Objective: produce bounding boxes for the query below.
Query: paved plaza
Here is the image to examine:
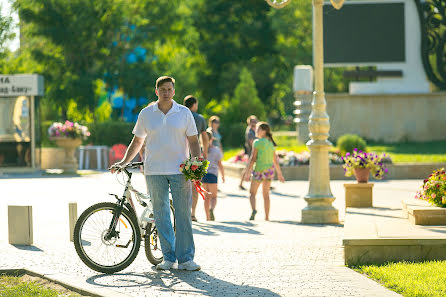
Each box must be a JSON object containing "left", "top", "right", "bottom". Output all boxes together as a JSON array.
[{"left": 0, "top": 172, "right": 419, "bottom": 296}]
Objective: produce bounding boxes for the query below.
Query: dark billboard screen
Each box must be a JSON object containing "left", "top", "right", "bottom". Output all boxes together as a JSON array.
[{"left": 323, "top": 2, "right": 405, "bottom": 64}]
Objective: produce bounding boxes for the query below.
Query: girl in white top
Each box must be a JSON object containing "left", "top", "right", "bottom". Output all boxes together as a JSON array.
[{"left": 202, "top": 131, "right": 225, "bottom": 221}]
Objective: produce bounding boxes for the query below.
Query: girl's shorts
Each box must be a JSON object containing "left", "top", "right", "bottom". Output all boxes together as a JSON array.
[
  {"left": 202, "top": 173, "right": 218, "bottom": 184},
  {"left": 252, "top": 166, "right": 274, "bottom": 181}
]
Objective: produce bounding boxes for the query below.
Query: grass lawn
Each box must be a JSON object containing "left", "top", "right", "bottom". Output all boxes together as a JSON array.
[
  {"left": 223, "top": 137, "right": 446, "bottom": 164},
  {"left": 0, "top": 275, "right": 80, "bottom": 297},
  {"left": 357, "top": 261, "right": 446, "bottom": 297}
]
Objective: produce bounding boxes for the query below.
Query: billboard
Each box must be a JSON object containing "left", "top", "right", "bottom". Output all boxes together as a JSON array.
[{"left": 323, "top": 2, "right": 405, "bottom": 65}]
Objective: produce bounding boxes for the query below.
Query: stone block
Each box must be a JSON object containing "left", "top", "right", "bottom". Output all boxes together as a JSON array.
[
  {"left": 344, "top": 183, "right": 374, "bottom": 208},
  {"left": 69, "top": 202, "right": 77, "bottom": 242},
  {"left": 8, "top": 205, "right": 33, "bottom": 245},
  {"left": 402, "top": 199, "right": 446, "bottom": 225}
]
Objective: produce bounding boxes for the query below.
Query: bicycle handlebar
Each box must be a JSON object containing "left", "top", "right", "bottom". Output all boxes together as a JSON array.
[{"left": 108, "top": 162, "right": 144, "bottom": 172}]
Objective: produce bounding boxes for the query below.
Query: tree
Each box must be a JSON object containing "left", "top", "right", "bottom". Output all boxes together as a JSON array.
[
  {"left": 209, "top": 68, "right": 266, "bottom": 147},
  {"left": 15, "top": 0, "right": 129, "bottom": 120},
  {"left": 193, "top": 0, "right": 276, "bottom": 104}
]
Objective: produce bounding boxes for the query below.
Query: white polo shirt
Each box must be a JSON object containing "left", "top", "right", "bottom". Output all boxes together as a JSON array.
[{"left": 132, "top": 100, "right": 198, "bottom": 175}]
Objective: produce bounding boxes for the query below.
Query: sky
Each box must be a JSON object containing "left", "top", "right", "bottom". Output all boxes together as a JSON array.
[{"left": 1, "top": 0, "right": 20, "bottom": 51}]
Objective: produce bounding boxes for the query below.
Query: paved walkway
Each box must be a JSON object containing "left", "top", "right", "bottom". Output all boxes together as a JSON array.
[{"left": 0, "top": 172, "right": 417, "bottom": 296}]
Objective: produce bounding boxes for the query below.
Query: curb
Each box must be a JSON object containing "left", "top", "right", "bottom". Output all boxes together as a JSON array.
[{"left": 0, "top": 268, "right": 132, "bottom": 297}]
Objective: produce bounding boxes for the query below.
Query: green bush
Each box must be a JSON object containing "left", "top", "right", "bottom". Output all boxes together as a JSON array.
[
  {"left": 337, "top": 134, "right": 367, "bottom": 156},
  {"left": 220, "top": 123, "right": 246, "bottom": 148},
  {"left": 89, "top": 121, "right": 135, "bottom": 146}
]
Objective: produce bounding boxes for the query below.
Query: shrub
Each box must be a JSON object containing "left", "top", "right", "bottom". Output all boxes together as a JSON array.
[
  {"left": 219, "top": 122, "right": 245, "bottom": 148},
  {"left": 337, "top": 134, "right": 367, "bottom": 156},
  {"left": 88, "top": 121, "right": 135, "bottom": 146}
]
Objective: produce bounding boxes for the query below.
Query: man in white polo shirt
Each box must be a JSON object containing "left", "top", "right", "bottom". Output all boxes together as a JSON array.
[{"left": 112, "top": 76, "right": 201, "bottom": 271}]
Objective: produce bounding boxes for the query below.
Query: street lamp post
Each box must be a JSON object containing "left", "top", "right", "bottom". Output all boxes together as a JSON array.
[{"left": 266, "top": 0, "right": 344, "bottom": 223}]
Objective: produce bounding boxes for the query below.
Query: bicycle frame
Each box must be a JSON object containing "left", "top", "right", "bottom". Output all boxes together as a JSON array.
[{"left": 106, "top": 166, "right": 151, "bottom": 240}]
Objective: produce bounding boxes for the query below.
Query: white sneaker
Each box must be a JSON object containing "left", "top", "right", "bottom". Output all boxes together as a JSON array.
[
  {"left": 178, "top": 260, "right": 201, "bottom": 271},
  {"left": 156, "top": 260, "right": 175, "bottom": 270}
]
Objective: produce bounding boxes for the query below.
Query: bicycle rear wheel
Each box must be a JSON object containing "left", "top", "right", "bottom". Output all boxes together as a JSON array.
[
  {"left": 144, "top": 204, "right": 175, "bottom": 265},
  {"left": 73, "top": 202, "right": 141, "bottom": 274}
]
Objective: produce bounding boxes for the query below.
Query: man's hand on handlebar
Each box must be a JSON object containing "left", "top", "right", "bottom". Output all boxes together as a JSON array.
[{"left": 109, "top": 161, "right": 126, "bottom": 174}]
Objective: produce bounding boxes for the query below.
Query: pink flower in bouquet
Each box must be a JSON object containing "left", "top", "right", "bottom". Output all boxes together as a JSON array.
[{"left": 191, "top": 165, "right": 198, "bottom": 171}]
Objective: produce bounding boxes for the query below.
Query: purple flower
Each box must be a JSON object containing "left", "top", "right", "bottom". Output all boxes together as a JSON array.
[
  {"left": 353, "top": 148, "right": 358, "bottom": 152},
  {"left": 346, "top": 152, "right": 350, "bottom": 157}
]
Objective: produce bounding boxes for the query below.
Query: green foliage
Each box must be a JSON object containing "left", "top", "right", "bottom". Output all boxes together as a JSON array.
[
  {"left": 357, "top": 261, "right": 446, "bottom": 297},
  {"left": 0, "top": 5, "right": 15, "bottom": 57},
  {"left": 88, "top": 121, "right": 135, "bottom": 146},
  {"left": 337, "top": 134, "right": 367, "bottom": 156}
]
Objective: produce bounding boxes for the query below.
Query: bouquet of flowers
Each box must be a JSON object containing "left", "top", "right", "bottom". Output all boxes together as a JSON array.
[
  {"left": 415, "top": 168, "right": 446, "bottom": 207},
  {"left": 342, "top": 149, "right": 388, "bottom": 180},
  {"left": 179, "top": 157, "right": 210, "bottom": 199},
  {"left": 48, "top": 120, "right": 90, "bottom": 140}
]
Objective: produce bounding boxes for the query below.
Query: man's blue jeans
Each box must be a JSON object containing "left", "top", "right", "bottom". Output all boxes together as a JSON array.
[{"left": 145, "top": 174, "right": 195, "bottom": 264}]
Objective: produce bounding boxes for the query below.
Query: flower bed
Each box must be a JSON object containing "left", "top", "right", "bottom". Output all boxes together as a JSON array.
[
  {"left": 227, "top": 149, "right": 391, "bottom": 167},
  {"left": 415, "top": 168, "right": 446, "bottom": 207},
  {"left": 227, "top": 149, "right": 344, "bottom": 166},
  {"left": 48, "top": 120, "right": 90, "bottom": 140}
]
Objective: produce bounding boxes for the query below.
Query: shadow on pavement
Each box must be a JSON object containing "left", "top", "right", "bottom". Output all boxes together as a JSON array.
[
  {"left": 270, "top": 191, "right": 301, "bottom": 198},
  {"left": 346, "top": 211, "right": 403, "bottom": 219},
  {"left": 12, "top": 245, "right": 44, "bottom": 252},
  {"left": 86, "top": 269, "right": 281, "bottom": 296},
  {"left": 192, "top": 221, "right": 262, "bottom": 236},
  {"left": 270, "top": 220, "right": 344, "bottom": 228}
]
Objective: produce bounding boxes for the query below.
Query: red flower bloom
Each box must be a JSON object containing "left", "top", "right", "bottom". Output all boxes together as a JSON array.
[
  {"left": 191, "top": 165, "right": 198, "bottom": 171},
  {"left": 180, "top": 164, "right": 185, "bottom": 168}
]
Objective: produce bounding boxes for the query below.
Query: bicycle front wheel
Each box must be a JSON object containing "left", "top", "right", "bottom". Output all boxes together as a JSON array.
[{"left": 73, "top": 202, "right": 141, "bottom": 274}]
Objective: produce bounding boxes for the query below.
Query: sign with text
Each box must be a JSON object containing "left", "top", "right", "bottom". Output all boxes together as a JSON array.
[{"left": 0, "top": 74, "right": 44, "bottom": 97}]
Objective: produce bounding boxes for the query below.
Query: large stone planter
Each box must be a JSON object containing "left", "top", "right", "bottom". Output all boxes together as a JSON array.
[{"left": 53, "top": 138, "right": 82, "bottom": 173}]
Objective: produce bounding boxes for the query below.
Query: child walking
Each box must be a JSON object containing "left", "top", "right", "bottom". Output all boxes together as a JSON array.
[
  {"left": 202, "top": 131, "right": 225, "bottom": 221},
  {"left": 245, "top": 122, "right": 285, "bottom": 221}
]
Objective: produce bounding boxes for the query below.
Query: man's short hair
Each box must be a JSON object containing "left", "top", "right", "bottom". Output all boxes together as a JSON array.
[
  {"left": 156, "top": 76, "right": 175, "bottom": 89},
  {"left": 246, "top": 115, "right": 258, "bottom": 125},
  {"left": 183, "top": 95, "right": 197, "bottom": 109}
]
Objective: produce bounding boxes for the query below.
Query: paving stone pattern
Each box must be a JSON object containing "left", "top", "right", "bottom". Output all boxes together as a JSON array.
[{"left": 0, "top": 172, "right": 410, "bottom": 296}]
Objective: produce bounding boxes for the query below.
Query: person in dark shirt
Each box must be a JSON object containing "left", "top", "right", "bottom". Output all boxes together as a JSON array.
[
  {"left": 239, "top": 115, "right": 258, "bottom": 190},
  {"left": 184, "top": 95, "right": 209, "bottom": 222}
]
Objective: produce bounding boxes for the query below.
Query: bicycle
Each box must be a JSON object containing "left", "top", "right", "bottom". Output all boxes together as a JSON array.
[{"left": 73, "top": 162, "right": 175, "bottom": 274}]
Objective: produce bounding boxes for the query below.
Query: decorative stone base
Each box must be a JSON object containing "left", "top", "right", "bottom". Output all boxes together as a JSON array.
[
  {"left": 402, "top": 199, "right": 446, "bottom": 225},
  {"left": 344, "top": 183, "right": 374, "bottom": 208},
  {"left": 301, "top": 207, "right": 339, "bottom": 224}
]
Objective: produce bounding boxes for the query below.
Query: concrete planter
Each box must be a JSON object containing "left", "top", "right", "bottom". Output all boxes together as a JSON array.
[
  {"left": 223, "top": 162, "right": 446, "bottom": 180},
  {"left": 344, "top": 183, "right": 374, "bottom": 208}
]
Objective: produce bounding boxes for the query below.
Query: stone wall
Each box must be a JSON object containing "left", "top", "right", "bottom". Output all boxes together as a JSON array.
[{"left": 311, "top": 92, "right": 446, "bottom": 143}]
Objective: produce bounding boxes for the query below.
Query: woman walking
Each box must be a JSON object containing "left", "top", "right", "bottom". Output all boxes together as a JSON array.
[
  {"left": 245, "top": 122, "right": 285, "bottom": 221},
  {"left": 202, "top": 131, "right": 225, "bottom": 221},
  {"left": 206, "top": 115, "right": 223, "bottom": 153}
]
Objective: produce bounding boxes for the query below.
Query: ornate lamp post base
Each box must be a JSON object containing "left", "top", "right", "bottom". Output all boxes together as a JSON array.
[
  {"left": 302, "top": 198, "right": 339, "bottom": 223},
  {"left": 301, "top": 139, "right": 339, "bottom": 223}
]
